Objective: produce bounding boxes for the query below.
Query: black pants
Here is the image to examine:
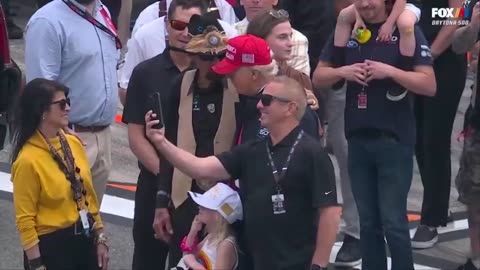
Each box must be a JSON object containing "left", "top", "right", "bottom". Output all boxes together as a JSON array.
[
  {"left": 167, "top": 197, "right": 199, "bottom": 269},
  {"left": 415, "top": 48, "right": 467, "bottom": 227},
  {"left": 132, "top": 170, "right": 169, "bottom": 270},
  {"left": 24, "top": 225, "right": 99, "bottom": 270}
]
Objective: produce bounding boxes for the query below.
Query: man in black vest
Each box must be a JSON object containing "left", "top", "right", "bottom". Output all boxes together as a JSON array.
[
  {"left": 451, "top": 1, "right": 480, "bottom": 269},
  {"left": 313, "top": 0, "right": 436, "bottom": 268}
]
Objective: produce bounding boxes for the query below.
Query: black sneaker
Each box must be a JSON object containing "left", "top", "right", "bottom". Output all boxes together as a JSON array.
[
  {"left": 6, "top": 18, "right": 23, "bottom": 40},
  {"left": 334, "top": 234, "right": 362, "bottom": 267},
  {"left": 411, "top": 225, "right": 438, "bottom": 249},
  {"left": 456, "top": 259, "right": 480, "bottom": 270}
]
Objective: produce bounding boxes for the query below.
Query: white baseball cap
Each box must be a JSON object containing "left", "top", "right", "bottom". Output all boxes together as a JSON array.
[{"left": 188, "top": 183, "right": 243, "bottom": 224}]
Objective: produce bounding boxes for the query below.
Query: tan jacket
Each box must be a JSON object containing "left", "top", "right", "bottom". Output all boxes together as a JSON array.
[{"left": 171, "top": 69, "right": 239, "bottom": 208}]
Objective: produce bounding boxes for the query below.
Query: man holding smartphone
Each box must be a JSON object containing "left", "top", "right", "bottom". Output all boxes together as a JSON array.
[{"left": 122, "top": 1, "right": 207, "bottom": 269}]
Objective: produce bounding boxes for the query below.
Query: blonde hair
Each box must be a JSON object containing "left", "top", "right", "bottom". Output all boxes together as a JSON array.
[
  {"left": 250, "top": 63, "right": 278, "bottom": 77},
  {"left": 206, "top": 212, "right": 236, "bottom": 247}
]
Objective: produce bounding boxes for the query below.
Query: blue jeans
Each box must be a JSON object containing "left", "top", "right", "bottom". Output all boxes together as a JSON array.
[{"left": 348, "top": 136, "right": 414, "bottom": 270}]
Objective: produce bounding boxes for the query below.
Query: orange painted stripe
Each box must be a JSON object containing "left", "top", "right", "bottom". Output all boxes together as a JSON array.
[
  {"left": 407, "top": 214, "right": 421, "bottom": 222},
  {"left": 107, "top": 183, "right": 137, "bottom": 192},
  {"left": 115, "top": 114, "right": 123, "bottom": 124}
]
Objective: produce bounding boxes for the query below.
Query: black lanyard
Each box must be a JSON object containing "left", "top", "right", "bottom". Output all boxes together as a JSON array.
[
  {"left": 266, "top": 130, "right": 304, "bottom": 193},
  {"left": 62, "top": 0, "right": 122, "bottom": 49},
  {"left": 43, "top": 132, "right": 88, "bottom": 211}
]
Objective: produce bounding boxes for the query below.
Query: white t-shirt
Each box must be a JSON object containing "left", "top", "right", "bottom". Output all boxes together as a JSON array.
[{"left": 119, "top": 17, "right": 238, "bottom": 89}]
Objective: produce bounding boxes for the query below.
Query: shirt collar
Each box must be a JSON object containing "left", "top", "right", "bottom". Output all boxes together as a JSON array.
[
  {"left": 67, "top": 0, "right": 102, "bottom": 15},
  {"left": 267, "top": 125, "right": 302, "bottom": 148}
]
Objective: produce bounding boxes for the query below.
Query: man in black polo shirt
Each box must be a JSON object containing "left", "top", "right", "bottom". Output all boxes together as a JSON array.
[
  {"left": 121, "top": 1, "right": 207, "bottom": 269},
  {"left": 451, "top": 1, "right": 480, "bottom": 269},
  {"left": 313, "top": 0, "right": 436, "bottom": 268},
  {"left": 145, "top": 76, "right": 341, "bottom": 270}
]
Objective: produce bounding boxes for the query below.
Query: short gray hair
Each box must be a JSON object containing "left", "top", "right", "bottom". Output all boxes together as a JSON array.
[{"left": 270, "top": 76, "right": 307, "bottom": 120}]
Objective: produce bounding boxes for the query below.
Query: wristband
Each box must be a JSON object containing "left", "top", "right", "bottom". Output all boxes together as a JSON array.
[
  {"left": 28, "top": 257, "right": 43, "bottom": 269},
  {"left": 180, "top": 235, "right": 198, "bottom": 253}
]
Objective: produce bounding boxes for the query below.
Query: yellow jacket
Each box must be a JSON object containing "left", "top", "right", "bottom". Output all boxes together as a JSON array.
[{"left": 12, "top": 130, "right": 103, "bottom": 250}]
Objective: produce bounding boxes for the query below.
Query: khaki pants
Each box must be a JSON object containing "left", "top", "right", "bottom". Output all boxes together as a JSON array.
[{"left": 77, "top": 127, "right": 112, "bottom": 206}]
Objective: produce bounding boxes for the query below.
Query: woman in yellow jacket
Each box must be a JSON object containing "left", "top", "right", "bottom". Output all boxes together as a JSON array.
[{"left": 11, "top": 79, "right": 109, "bottom": 270}]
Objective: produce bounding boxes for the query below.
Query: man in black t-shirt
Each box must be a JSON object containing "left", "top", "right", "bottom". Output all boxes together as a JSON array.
[
  {"left": 313, "top": 0, "right": 435, "bottom": 268},
  {"left": 451, "top": 1, "right": 480, "bottom": 269},
  {"left": 121, "top": 1, "right": 207, "bottom": 269},
  {"left": 145, "top": 75, "right": 340, "bottom": 270},
  {"left": 411, "top": 0, "right": 468, "bottom": 249}
]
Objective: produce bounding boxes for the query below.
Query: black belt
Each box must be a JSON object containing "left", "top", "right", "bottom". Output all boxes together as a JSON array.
[
  {"left": 347, "top": 128, "right": 399, "bottom": 142},
  {"left": 69, "top": 123, "right": 109, "bottom": 133}
]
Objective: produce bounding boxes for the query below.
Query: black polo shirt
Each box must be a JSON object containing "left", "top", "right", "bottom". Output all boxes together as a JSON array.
[
  {"left": 234, "top": 94, "right": 321, "bottom": 144},
  {"left": 217, "top": 126, "right": 337, "bottom": 270},
  {"left": 319, "top": 23, "right": 433, "bottom": 146},
  {"left": 122, "top": 49, "right": 184, "bottom": 174},
  {"left": 155, "top": 71, "right": 226, "bottom": 207}
]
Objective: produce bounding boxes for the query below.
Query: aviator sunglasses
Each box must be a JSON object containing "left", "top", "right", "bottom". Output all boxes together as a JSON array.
[
  {"left": 170, "top": 20, "right": 189, "bottom": 31},
  {"left": 51, "top": 98, "right": 70, "bottom": 111},
  {"left": 269, "top": 9, "right": 289, "bottom": 19},
  {"left": 260, "top": 94, "right": 291, "bottom": 107}
]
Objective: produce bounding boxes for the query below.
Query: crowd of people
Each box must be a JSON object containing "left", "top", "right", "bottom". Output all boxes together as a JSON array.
[{"left": 7, "top": 0, "right": 480, "bottom": 269}]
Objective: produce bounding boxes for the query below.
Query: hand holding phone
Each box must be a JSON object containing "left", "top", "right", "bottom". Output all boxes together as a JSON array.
[{"left": 149, "top": 92, "right": 165, "bottom": 129}]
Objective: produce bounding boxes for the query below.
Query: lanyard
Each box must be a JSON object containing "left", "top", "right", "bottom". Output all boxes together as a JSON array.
[
  {"left": 62, "top": 0, "right": 122, "bottom": 49},
  {"left": 43, "top": 132, "right": 88, "bottom": 211},
  {"left": 266, "top": 130, "right": 304, "bottom": 193}
]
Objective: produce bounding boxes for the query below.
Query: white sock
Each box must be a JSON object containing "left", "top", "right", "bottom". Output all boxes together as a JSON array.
[{"left": 472, "top": 257, "right": 480, "bottom": 269}]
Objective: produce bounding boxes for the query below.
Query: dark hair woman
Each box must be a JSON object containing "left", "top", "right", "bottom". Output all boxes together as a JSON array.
[{"left": 11, "top": 78, "right": 109, "bottom": 270}]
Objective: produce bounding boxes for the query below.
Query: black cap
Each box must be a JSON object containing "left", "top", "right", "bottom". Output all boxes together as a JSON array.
[{"left": 188, "top": 11, "right": 224, "bottom": 36}]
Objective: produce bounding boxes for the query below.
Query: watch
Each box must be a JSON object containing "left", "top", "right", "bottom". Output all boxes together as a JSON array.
[{"left": 311, "top": 264, "right": 328, "bottom": 270}]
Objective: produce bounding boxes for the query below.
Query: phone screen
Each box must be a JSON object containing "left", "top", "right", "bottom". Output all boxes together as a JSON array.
[{"left": 149, "top": 92, "right": 164, "bottom": 129}]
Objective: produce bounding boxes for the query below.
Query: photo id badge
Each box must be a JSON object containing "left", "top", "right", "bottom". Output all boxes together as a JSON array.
[
  {"left": 79, "top": 209, "right": 90, "bottom": 231},
  {"left": 272, "top": 194, "right": 286, "bottom": 215},
  {"left": 358, "top": 92, "right": 367, "bottom": 109}
]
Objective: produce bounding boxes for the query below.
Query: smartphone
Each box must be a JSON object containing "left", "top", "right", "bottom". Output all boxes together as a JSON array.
[{"left": 149, "top": 92, "right": 165, "bottom": 129}]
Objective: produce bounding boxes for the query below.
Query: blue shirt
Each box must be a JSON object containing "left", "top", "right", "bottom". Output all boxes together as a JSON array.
[
  {"left": 25, "top": 0, "right": 119, "bottom": 126},
  {"left": 320, "top": 24, "right": 433, "bottom": 146}
]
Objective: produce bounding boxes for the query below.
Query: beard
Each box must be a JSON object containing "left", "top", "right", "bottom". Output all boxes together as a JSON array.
[{"left": 76, "top": 0, "right": 95, "bottom": 5}]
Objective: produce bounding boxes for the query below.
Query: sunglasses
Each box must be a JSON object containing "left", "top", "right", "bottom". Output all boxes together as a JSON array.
[
  {"left": 170, "top": 20, "right": 189, "bottom": 31},
  {"left": 51, "top": 98, "right": 70, "bottom": 111},
  {"left": 260, "top": 94, "right": 290, "bottom": 107},
  {"left": 269, "top": 9, "right": 289, "bottom": 19},
  {"left": 198, "top": 52, "right": 226, "bottom": 61}
]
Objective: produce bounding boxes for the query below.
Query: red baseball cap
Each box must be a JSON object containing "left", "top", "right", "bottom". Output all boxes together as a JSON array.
[{"left": 212, "top": 34, "right": 272, "bottom": 75}]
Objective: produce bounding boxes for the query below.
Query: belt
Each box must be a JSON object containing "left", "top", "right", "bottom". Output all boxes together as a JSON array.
[
  {"left": 69, "top": 124, "right": 108, "bottom": 133},
  {"left": 347, "top": 128, "right": 399, "bottom": 142}
]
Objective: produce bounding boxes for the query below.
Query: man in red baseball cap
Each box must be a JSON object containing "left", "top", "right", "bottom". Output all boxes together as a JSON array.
[{"left": 212, "top": 34, "right": 321, "bottom": 149}]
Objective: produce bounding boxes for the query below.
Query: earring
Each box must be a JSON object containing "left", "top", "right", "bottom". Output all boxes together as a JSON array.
[{"left": 42, "top": 115, "right": 46, "bottom": 120}]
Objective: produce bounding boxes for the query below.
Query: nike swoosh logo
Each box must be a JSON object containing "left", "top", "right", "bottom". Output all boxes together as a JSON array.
[{"left": 324, "top": 191, "right": 332, "bottom": 195}]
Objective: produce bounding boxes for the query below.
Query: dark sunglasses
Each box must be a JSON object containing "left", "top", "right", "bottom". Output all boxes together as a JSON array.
[
  {"left": 51, "top": 98, "right": 70, "bottom": 110},
  {"left": 170, "top": 20, "right": 189, "bottom": 31},
  {"left": 260, "top": 94, "right": 290, "bottom": 107},
  {"left": 198, "top": 52, "right": 226, "bottom": 61},
  {"left": 269, "top": 9, "right": 289, "bottom": 19}
]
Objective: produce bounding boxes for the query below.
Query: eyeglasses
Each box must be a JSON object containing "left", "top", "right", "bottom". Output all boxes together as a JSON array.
[
  {"left": 170, "top": 20, "right": 189, "bottom": 31},
  {"left": 260, "top": 94, "right": 290, "bottom": 106},
  {"left": 269, "top": 9, "right": 289, "bottom": 19},
  {"left": 51, "top": 98, "right": 70, "bottom": 111},
  {"left": 198, "top": 52, "right": 226, "bottom": 61}
]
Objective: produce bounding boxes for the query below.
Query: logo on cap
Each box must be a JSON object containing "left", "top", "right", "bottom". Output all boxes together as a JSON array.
[{"left": 242, "top": 54, "right": 255, "bottom": 64}]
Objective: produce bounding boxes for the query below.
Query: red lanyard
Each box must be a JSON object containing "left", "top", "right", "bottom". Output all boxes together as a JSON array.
[{"left": 62, "top": 0, "right": 122, "bottom": 49}]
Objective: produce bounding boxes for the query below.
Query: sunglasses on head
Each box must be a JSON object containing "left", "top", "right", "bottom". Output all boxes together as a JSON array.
[
  {"left": 198, "top": 52, "right": 226, "bottom": 61},
  {"left": 51, "top": 98, "right": 70, "bottom": 111},
  {"left": 170, "top": 20, "right": 189, "bottom": 31},
  {"left": 269, "top": 9, "right": 289, "bottom": 19},
  {"left": 260, "top": 94, "right": 290, "bottom": 107}
]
